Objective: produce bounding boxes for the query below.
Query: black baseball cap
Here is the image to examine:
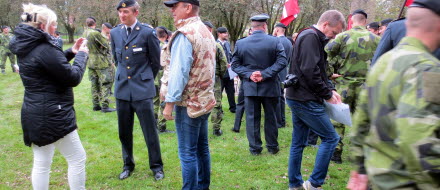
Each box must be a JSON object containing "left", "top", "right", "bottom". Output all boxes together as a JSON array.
[
  {"left": 352, "top": 9, "right": 367, "bottom": 18},
  {"left": 410, "top": 0, "right": 440, "bottom": 16},
  {"left": 164, "top": 0, "right": 200, "bottom": 7}
]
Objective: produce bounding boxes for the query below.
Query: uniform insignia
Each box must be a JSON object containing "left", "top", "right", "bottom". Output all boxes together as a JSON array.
[
  {"left": 423, "top": 72, "right": 440, "bottom": 104},
  {"left": 136, "top": 26, "right": 140, "bottom": 31},
  {"left": 122, "top": 3, "right": 126, "bottom": 7},
  {"left": 132, "top": 45, "right": 137, "bottom": 47}
]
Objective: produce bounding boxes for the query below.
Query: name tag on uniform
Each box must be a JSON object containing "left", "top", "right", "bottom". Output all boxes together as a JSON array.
[{"left": 133, "top": 48, "right": 143, "bottom": 52}]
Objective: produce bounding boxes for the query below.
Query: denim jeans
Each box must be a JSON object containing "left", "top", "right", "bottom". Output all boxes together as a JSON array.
[
  {"left": 175, "top": 106, "right": 211, "bottom": 190},
  {"left": 286, "top": 99, "right": 339, "bottom": 188}
]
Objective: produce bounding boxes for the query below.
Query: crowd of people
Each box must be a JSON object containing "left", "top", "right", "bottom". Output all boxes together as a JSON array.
[{"left": 3, "top": 0, "right": 439, "bottom": 189}]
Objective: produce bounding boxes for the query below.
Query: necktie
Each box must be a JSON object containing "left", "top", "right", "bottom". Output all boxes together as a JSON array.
[{"left": 127, "top": 27, "right": 132, "bottom": 37}]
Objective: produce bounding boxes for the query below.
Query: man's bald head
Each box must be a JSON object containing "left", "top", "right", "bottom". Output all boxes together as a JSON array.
[
  {"left": 406, "top": 7, "right": 440, "bottom": 51},
  {"left": 351, "top": 14, "right": 367, "bottom": 26}
]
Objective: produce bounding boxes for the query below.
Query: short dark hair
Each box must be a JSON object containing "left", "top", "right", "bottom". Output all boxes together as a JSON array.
[
  {"left": 86, "top": 17, "right": 96, "bottom": 27},
  {"left": 156, "top": 26, "right": 169, "bottom": 39}
]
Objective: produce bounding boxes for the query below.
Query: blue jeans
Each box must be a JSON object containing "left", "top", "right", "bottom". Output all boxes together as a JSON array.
[
  {"left": 175, "top": 106, "right": 211, "bottom": 190},
  {"left": 286, "top": 99, "right": 339, "bottom": 188}
]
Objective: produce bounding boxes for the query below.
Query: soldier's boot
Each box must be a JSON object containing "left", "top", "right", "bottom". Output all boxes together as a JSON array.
[
  {"left": 213, "top": 129, "right": 222, "bottom": 136},
  {"left": 101, "top": 107, "right": 116, "bottom": 113},
  {"left": 93, "top": 105, "right": 102, "bottom": 111},
  {"left": 331, "top": 150, "right": 342, "bottom": 164}
]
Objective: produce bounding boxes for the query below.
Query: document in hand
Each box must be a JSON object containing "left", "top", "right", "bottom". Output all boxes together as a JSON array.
[
  {"left": 228, "top": 67, "right": 237, "bottom": 80},
  {"left": 324, "top": 101, "right": 352, "bottom": 127}
]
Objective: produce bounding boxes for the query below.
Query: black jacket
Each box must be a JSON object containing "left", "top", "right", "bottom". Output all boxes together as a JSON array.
[
  {"left": 231, "top": 30, "right": 287, "bottom": 97},
  {"left": 285, "top": 26, "right": 334, "bottom": 102},
  {"left": 10, "top": 24, "right": 88, "bottom": 147}
]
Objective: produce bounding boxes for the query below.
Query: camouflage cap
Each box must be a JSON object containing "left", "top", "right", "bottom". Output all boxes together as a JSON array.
[{"left": 411, "top": 0, "right": 440, "bottom": 16}]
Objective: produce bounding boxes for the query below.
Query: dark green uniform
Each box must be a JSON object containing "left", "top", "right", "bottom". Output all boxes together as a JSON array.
[
  {"left": 350, "top": 37, "right": 440, "bottom": 189},
  {"left": 211, "top": 42, "right": 228, "bottom": 133},
  {"left": 154, "top": 41, "right": 167, "bottom": 132},
  {"left": 325, "top": 26, "right": 380, "bottom": 161},
  {"left": 82, "top": 28, "right": 114, "bottom": 109},
  {"left": 0, "top": 33, "right": 17, "bottom": 73}
]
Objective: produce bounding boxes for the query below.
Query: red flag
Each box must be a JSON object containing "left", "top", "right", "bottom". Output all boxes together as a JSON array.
[
  {"left": 405, "top": 0, "right": 414, "bottom": 6},
  {"left": 346, "top": 14, "right": 353, "bottom": 30},
  {"left": 280, "top": 0, "right": 300, "bottom": 26}
]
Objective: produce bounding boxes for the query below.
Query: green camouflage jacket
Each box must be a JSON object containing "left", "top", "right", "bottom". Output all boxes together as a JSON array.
[
  {"left": 0, "top": 33, "right": 14, "bottom": 54},
  {"left": 350, "top": 37, "right": 440, "bottom": 189},
  {"left": 82, "top": 28, "right": 111, "bottom": 69},
  {"left": 215, "top": 42, "right": 227, "bottom": 85},
  {"left": 325, "top": 26, "right": 380, "bottom": 85}
]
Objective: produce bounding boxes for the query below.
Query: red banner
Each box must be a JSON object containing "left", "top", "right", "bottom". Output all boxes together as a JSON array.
[
  {"left": 346, "top": 14, "right": 353, "bottom": 30},
  {"left": 405, "top": 0, "right": 414, "bottom": 6},
  {"left": 280, "top": 0, "right": 300, "bottom": 26}
]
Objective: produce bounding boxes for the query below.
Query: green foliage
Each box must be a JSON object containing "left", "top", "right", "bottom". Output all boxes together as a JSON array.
[{"left": 0, "top": 45, "right": 352, "bottom": 189}]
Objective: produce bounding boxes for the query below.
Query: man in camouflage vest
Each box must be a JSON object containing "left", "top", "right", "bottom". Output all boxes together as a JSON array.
[
  {"left": 0, "top": 26, "right": 17, "bottom": 73},
  {"left": 204, "top": 21, "right": 228, "bottom": 136},
  {"left": 82, "top": 17, "right": 116, "bottom": 112},
  {"left": 347, "top": 0, "right": 440, "bottom": 189},
  {"left": 162, "top": 0, "right": 216, "bottom": 188},
  {"left": 324, "top": 9, "right": 380, "bottom": 163}
]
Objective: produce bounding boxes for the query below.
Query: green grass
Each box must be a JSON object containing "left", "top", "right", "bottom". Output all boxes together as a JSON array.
[{"left": 0, "top": 46, "right": 352, "bottom": 189}]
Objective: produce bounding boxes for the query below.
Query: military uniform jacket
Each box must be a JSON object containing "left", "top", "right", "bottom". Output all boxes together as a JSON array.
[
  {"left": 350, "top": 37, "right": 440, "bottom": 188},
  {"left": 110, "top": 22, "right": 161, "bottom": 101},
  {"left": 231, "top": 30, "right": 287, "bottom": 97},
  {"left": 82, "top": 28, "right": 112, "bottom": 69},
  {"left": 0, "top": 33, "right": 14, "bottom": 54}
]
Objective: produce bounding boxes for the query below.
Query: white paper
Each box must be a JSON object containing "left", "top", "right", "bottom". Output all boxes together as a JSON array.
[
  {"left": 324, "top": 101, "right": 352, "bottom": 127},
  {"left": 228, "top": 67, "right": 237, "bottom": 80}
]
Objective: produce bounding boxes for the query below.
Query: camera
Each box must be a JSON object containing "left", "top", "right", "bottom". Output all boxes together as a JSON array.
[{"left": 282, "top": 74, "right": 299, "bottom": 88}]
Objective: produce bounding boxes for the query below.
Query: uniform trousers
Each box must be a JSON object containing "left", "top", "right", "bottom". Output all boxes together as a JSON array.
[
  {"left": 244, "top": 96, "right": 279, "bottom": 153},
  {"left": 116, "top": 98, "right": 163, "bottom": 173}
]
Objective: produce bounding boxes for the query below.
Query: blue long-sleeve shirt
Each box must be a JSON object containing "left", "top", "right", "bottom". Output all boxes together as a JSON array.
[{"left": 165, "top": 33, "right": 193, "bottom": 103}]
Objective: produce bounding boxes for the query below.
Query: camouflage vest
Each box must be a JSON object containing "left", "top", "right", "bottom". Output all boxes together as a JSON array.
[
  {"left": 82, "top": 28, "right": 111, "bottom": 69},
  {"left": 161, "top": 16, "right": 216, "bottom": 118}
]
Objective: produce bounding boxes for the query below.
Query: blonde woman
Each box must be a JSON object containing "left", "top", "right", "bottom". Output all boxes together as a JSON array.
[{"left": 9, "top": 3, "right": 89, "bottom": 190}]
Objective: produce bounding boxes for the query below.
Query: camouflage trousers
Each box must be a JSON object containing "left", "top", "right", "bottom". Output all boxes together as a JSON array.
[
  {"left": 89, "top": 67, "right": 114, "bottom": 108},
  {"left": 332, "top": 81, "right": 363, "bottom": 154},
  {"left": 0, "top": 52, "right": 16, "bottom": 72},
  {"left": 153, "top": 84, "right": 167, "bottom": 131},
  {"left": 211, "top": 78, "right": 223, "bottom": 130}
]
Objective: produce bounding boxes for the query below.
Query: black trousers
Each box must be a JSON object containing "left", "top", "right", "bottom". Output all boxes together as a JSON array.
[
  {"left": 275, "top": 88, "right": 286, "bottom": 128},
  {"left": 221, "top": 77, "right": 236, "bottom": 112},
  {"left": 116, "top": 98, "right": 163, "bottom": 173},
  {"left": 244, "top": 96, "right": 279, "bottom": 153},
  {"left": 233, "top": 82, "right": 245, "bottom": 131}
]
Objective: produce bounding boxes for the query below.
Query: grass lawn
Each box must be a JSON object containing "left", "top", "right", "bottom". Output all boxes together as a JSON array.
[{"left": 0, "top": 45, "right": 352, "bottom": 189}]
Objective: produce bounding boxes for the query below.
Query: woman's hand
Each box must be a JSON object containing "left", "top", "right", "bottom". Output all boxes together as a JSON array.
[
  {"left": 72, "top": 38, "right": 85, "bottom": 54},
  {"left": 78, "top": 39, "right": 89, "bottom": 54}
]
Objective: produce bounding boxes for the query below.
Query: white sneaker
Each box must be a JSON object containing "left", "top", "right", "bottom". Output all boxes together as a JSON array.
[{"left": 303, "top": 180, "right": 322, "bottom": 190}]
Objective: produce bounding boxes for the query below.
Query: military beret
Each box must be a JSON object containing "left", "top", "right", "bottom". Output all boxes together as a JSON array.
[
  {"left": 275, "top": 23, "right": 287, "bottom": 29},
  {"left": 250, "top": 13, "right": 270, "bottom": 22},
  {"left": 203, "top": 21, "right": 214, "bottom": 29},
  {"left": 352, "top": 9, "right": 367, "bottom": 19},
  {"left": 379, "top": 18, "right": 393, "bottom": 27},
  {"left": 157, "top": 26, "right": 168, "bottom": 31},
  {"left": 410, "top": 0, "right": 440, "bottom": 16},
  {"left": 116, "top": 0, "right": 137, "bottom": 10},
  {"left": 1, "top": 26, "right": 8, "bottom": 29},
  {"left": 367, "top": 22, "right": 379, "bottom": 30},
  {"left": 164, "top": 0, "right": 200, "bottom": 7},
  {"left": 87, "top": 17, "right": 96, "bottom": 22},
  {"left": 217, "top": 27, "right": 228, "bottom": 33},
  {"left": 103, "top": 22, "right": 113, "bottom": 29}
]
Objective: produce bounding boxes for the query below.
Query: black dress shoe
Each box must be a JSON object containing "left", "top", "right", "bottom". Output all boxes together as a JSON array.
[
  {"left": 154, "top": 170, "right": 164, "bottom": 181},
  {"left": 250, "top": 151, "right": 261, "bottom": 156},
  {"left": 119, "top": 169, "right": 133, "bottom": 180},
  {"left": 101, "top": 107, "right": 116, "bottom": 113},
  {"left": 268, "top": 148, "right": 280, "bottom": 155},
  {"left": 231, "top": 128, "right": 240, "bottom": 133}
]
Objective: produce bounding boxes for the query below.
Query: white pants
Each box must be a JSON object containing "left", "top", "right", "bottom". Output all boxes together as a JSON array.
[{"left": 31, "top": 130, "right": 86, "bottom": 190}]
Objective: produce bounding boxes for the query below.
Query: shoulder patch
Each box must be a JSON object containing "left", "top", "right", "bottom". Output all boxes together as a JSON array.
[{"left": 423, "top": 72, "right": 440, "bottom": 104}]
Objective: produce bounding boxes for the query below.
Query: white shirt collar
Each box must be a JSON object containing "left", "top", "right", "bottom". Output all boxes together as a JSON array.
[{"left": 125, "top": 20, "right": 138, "bottom": 31}]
